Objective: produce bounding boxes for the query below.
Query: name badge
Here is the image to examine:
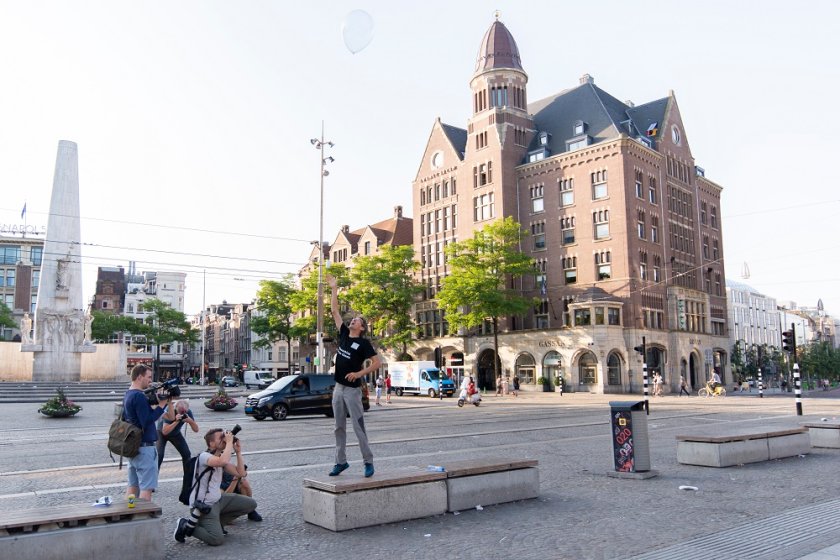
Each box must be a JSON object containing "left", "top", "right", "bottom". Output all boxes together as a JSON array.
[{"left": 350, "top": 342, "right": 360, "bottom": 350}]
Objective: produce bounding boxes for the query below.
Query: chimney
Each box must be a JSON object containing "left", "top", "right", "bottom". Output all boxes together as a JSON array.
[
  {"left": 625, "top": 100, "right": 635, "bottom": 107},
  {"left": 341, "top": 225, "right": 350, "bottom": 233},
  {"left": 394, "top": 205, "right": 403, "bottom": 219},
  {"left": 579, "top": 73, "right": 594, "bottom": 85}
]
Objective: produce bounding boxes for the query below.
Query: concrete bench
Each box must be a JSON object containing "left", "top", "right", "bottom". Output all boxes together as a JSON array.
[
  {"left": 676, "top": 427, "right": 810, "bottom": 468},
  {"left": 803, "top": 422, "right": 840, "bottom": 448},
  {"left": 435, "top": 458, "right": 539, "bottom": 512},
  {"left": 0, "top": 499, "right": 163, "bottom": 560},
  {"left": 302, "top": 458, "right": 540, "bottom": 531},
  {"left": 303, "top": 468, "right": 448, "bottom": 531}
]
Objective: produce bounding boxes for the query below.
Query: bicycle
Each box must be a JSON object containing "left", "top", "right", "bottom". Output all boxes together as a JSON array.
[{"left": 697, "top": 382, "right": 726, "bottom": 398}]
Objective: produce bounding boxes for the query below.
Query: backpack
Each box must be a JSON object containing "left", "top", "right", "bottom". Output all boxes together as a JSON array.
[
  {"left": 107, "top": 400, "right": 143, "bottom": 469},
  {"left": 179, "top": 454, "right": 214, "bottom": 506}
]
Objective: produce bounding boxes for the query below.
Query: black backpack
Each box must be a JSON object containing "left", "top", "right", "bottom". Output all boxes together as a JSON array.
[{"left": 179, "top": 454, "right": 214, "bottom": 506}]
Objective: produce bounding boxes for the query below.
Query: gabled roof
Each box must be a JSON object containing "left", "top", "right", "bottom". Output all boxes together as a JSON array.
[
  {"left": 440, "top": 122, "right": 468, "bottom": 160},
  {"left": 525, "top": 79, "right": 670, "bottom": 160}
]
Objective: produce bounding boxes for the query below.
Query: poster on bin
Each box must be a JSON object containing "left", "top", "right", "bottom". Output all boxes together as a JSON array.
[{"left": 612, "top": 410, "right": 635, "bottom": 472}]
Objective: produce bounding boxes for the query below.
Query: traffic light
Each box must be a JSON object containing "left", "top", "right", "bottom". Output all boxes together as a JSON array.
[
  {"left": 633, "top": 345, "right": 645, "bottom": 356},
  {"left": 434, "top": 347, "right": 442, "bottom": 368},
  {"left": 782, "top": 330, "right": 795, "bottom": 354}
]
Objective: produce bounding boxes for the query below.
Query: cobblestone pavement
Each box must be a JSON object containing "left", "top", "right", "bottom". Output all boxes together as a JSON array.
[{"left": 2, "top": 390, "right": 839, "bottom": 559}]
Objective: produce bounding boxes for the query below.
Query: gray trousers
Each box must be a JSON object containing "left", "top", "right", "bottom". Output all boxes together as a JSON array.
[
  {"left": 332, "top": 383, "right": 373, "bottom": 464},
  {"left": 193, "top": 493, "right": 257, "bottom": 546}
]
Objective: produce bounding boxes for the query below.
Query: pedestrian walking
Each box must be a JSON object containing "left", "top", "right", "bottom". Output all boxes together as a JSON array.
[
  {"left": 385, "top": 373, "right": 392, "bottom": 403},
  {"left": 375, "top": 374, "right": 384, "bottom": 406},
  {"left": 679, "top": 375, "right": 691, "bottom": 396},
  {"left": 653, "top": 372, "right": 663, "bottom": 396},
  {"left": 326, "top": 275, "right": 380, "bottom": 478},
  {"left": 496, "top": 374, "right": 503, "bottom": 396},
  {"left": 512, "top": 376, "right": 519, "bottom": 397}
]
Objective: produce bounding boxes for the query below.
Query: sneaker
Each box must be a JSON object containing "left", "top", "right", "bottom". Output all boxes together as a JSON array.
[
  {"left": 247, "top": 510, "right": 263, "bottom": 522},
  {"left": 173, "top": 518, "right": 189, "bottom": 543},
  {"left": 364, "top": 463, "right": 375, "bottom": 478},
  {"left": 329, "top": 462, "right": 350, "bottom": 476}
]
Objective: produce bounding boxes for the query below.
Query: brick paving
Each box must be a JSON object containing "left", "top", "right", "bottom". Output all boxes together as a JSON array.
[{"left": 2, "top": 390, "right": 839, "bottom": 559}]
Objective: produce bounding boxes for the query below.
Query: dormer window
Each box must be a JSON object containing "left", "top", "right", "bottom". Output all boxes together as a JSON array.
[
  {"left": 573, "top": 121, "right": 586, "bottom": 135},
  {"left": 538, "top": 131, "right": 550, "bottom": 146}
]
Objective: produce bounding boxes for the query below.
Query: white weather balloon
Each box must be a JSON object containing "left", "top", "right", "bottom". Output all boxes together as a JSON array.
[{"left": 342, "top": 10, "right": 374, "bottom": 54}]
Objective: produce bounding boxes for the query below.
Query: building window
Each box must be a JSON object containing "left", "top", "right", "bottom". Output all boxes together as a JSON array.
[
  {"left": 31, "top": 294, "right": 37, "bottom": 313},
  {"left": 649, "top": 176, "right": 658, "bottom": 204},
  {"left": 595, "top": 307, "right": 605, "bottom": 325},
  {"left": 592, "top": 170, "right": 608, "bottom": 199},
  {"left": 702, "top": 235, "right": 710, "bottom": 259},
  {"left": 531, "top": 222, "right": 546, "bottom": 250},
  {"left": 364, "top": 241, "right": 371, "bottom": 255},
  {"left": 573, "top": 120, "right": 586, "bottom": 135},
  {"left": 4, "top": 269, "right": 15, "bottom": 288},
  {"left": 514, "top": 353, "right": 536, "bottom": 385},
  {"left": 653, "top": 255, "right": 662, "bottom": 283},
  {"left": 534, "top": 300, "right": 549, "bottom": 329},
  {"left": 30, "top": 246, "right": 43, "bottom": 266},
  {"left": 639, "top": 251, "right": 648, "bottom": 280},
  {"left": 435, "top": 183, "right": 440, "bottom": 200},
  {"left": 443, "top": 207, "right": 450, "bottom": 230},
  {"left": 595, "top": 250, "right": 611, "bottom": 280},
  {"left": 32, "top": 270, "right": 40, "bottom": 288},
  {"left": 635, "top": 170, "right": 643, "bottom": 198},
  {"left": 567, "top": 138, "right": 588, "bottom": 151},
  {"left": 637, "top": 210, "right": 646, "bottom": 239},
  {"left": 530, "top": 184, "right": 544, "bottom": 213},
  {"left": 607, "top": 353, "right": 622, "bottom": 385},
  {"left": 559, "top": 178, "right": 574, "bottom": 207},
  {"left": 574, "top": 308, "right": 591, "bottom": 326},
  {"left": 1, "top": 246, "right": 20, "bottom": 265},
  {"left": 715, "top": 273, "right": 722, "bottom": 296},
  {"left": 593, "top": 210, "right": 610, "bottom": 240},
  {"left": 473, "top": 193, "right": 495, "bottom": 222},
  {"left": 451, "top": 204, "right": 457, "bottom": 229},
  {"left": 608, "top": 307, "right": 621, "bottom": 325},
  {"left": 563, "top": 256, "right": 577, "bottom": 285},
  {"left": 700, "top": 202, "right": 707, "bottom": 224},
  {"left": 651, "top": 216, "right": 659, "bottom": 243},
  {"left": 579, "top": 352, "right": 598, "bottom": 384},
  {"left": 712, "top": 239, "right": 719, "bottom": 260},
  {"left": 711, "top": 206, "right": 718, "bottom": 228},
  {"left": 442, "top": 180, "right": 449, "bottom": 198},
  {"left": 561, "top": 216, "right": 576, "bottom": 245}
]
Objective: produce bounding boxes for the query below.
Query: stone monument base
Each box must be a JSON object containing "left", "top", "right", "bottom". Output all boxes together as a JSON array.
[{"left": 0, "top": 343, "right": 125, "bottom": 382}]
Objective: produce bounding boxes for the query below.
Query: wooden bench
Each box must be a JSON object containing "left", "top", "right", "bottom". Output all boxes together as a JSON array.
[
  {"left": 435, "top": 458, "right": 539, "bottom": 512},
  {"left": 0, "top": 499, "right": 163, "bottom": 560},
  {"left": 803, "top": 422, "right": 840, "bottom": 448},
  {"left": 302, "top": 458, "right": 540, "bottom": 531},
  {"left": 676, "top": 427, "right": 810, "bottom": 468}
]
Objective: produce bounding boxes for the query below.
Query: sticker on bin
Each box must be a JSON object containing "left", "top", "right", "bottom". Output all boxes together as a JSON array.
[{"left": 426, "top": 465, "right": 446, "bottom": 472}]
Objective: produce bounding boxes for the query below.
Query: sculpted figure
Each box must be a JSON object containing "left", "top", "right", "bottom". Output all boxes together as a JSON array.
[{"left": 20, "top": 313, "right": 33, "bottom": 344}]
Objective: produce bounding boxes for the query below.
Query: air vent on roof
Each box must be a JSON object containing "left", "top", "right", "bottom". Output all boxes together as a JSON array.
[{"left": 579, "top": 74, "right": 594, "bottom": 85}]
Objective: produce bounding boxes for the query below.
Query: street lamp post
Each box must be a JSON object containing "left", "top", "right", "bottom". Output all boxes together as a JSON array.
[{"left": 311, "top": 124, "right": 334, "bottom": 372}]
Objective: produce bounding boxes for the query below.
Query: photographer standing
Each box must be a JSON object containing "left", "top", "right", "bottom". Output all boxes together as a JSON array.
[
  {"left": 174, "top": 428, "right": 256, "bottom": 546},
  {"left": 124, "top": 364, "right": 175, "bottom": 502},
  {"left": 156, "top": 399, "right": 199, "bottom": 471}
]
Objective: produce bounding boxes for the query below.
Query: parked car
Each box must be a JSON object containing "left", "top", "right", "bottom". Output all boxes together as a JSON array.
[
  {"left": 221, "top": 376, "right": 239, "bottom": 387},
  {"left": 244, "top": 374, "right": 370, "bottom": 421},
  {"left": 243, "top": 370, "right": 274, "bottom": 390}
]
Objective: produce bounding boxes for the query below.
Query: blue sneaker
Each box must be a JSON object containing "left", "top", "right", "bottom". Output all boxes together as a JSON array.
[
  {"left": 329, "top": 462, "right": 350, "bottom": 476},
  {"left": 364, "top": 463, "right": 375, "bottom": 478}
]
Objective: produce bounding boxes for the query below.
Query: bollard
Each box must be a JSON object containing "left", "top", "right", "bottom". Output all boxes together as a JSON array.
[
  {"left": 794, "top": 363, "right": 803, "bottom": 415},
  {"left": 642, "top": 363, "right": 649, "bottom": 414},
  {"left": 758, "top": 368, "right": 763, "bottom": 398}
]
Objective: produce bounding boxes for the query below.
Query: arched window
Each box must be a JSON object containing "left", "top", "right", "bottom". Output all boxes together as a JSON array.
[
  {"left": 515, "top": 353, "right": 536, "bottom": 385},
  {"left": 542, "top": 351, "right": 562, "bottom": 385},
  {"left": 579, "top": 352, "right": 598, "bottom": 385},
  {"left": 607, "top": 352, "right": 622, "bottom": 385}
]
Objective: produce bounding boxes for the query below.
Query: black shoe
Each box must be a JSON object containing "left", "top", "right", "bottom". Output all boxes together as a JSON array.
[
  {"left": 329, "top": 462, "right": 350, "bottom": 476},
  {"left": 248, "top": 510, "right": 263, "bottom": 522},
  {"left": 173, "top": 518, "right": 189, "bottom": 543}
]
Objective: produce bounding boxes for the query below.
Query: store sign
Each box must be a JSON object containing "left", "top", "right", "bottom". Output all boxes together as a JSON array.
[
  {"left": 0, "top": 224, "right": 46, "bottom": 235},
  {"left": 538, "top": 339, "right": 571, "bottom": 349}
]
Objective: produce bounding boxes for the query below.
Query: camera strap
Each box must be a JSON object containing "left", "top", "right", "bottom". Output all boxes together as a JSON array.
[{"left": 191, "top": 452, "right": 215, "bottom": 506}]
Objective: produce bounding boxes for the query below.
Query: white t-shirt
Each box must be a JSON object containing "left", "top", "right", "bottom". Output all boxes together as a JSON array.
[{"left": 191, "top": 451, "right": 223, "bottom": 506}]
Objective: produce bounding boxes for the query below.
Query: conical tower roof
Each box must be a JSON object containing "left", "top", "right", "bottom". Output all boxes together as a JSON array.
[{"left": 474, "top": 17, "right": 523, "bottom": 75}]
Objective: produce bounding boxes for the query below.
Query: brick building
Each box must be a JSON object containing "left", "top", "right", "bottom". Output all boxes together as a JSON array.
[{"left": 409, "top": 16, "right": 730, "bottom": 393}]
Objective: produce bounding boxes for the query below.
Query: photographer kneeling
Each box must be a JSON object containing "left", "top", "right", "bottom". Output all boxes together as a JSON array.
[{"left": 174, "top": 428, "right": 256, "bottom": 546}]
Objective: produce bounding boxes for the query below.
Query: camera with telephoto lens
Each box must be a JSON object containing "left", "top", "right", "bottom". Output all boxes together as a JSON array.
[
  {"left": 144, "top": 378, "right": 182, "bottom": 405},
  {"left": 230, "top": 424, "right": 241, "bottom": 444}
]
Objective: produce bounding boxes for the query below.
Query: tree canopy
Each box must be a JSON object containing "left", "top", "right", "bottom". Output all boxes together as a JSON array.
[{"left": 0, "top": 302, "right": 15, "bottom": 330}]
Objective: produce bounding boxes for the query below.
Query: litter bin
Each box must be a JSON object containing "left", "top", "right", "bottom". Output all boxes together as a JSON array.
[{"left": 609, "top": 401, "right": 651, "bottom": 473}]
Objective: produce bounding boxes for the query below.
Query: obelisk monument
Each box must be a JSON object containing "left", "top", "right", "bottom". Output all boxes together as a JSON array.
[{"left": 22, "top": 140, "right": 95, "bottom": 381}]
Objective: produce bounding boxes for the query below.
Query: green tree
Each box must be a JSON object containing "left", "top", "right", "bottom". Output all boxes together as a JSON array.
[
  {"left": 0, "top": 302, "right": 14, "bottom": 330},
  {"left": 344, "top": 245, "right": 423, "bottom": 354},
  {"left": 436, "top": 217, "right": 538, "bottom": 379},
  {"left": 731, "top": 342, "right": 746, "bottom": 382},
  {"left": 289, "top": 263, "right": 350, "bottom": 345},
  {"left": 251, "top": 275, "right": 299, "bottom": 374},
  {"left": 90, "top": 310, "right": 148, "bottom": 343},
  {"left": 800, "top": 341, "right": 840, "bottom": 383},
  {"left": 142, "top": 298, "right": 199, "bottom": 380}
]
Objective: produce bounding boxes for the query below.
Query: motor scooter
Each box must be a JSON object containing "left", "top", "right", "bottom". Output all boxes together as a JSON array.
[{"left": 457, "top": 388, "right": 481, "bottom": 407}]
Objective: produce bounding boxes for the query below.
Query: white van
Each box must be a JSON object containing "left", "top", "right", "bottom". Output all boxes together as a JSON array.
[{"left": 243, "top": 370, "right": 274, "bottom": 390}]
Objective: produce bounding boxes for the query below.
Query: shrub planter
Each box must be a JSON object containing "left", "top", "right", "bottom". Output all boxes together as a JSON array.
[
  {"left": 206, "top": 402, "right": 237, "bottom": 411},
  {"left": 39, "top": 408, "right": 80, "bottom": 418},
  {"left": 38, "top": 388, "right": 82, "bottom": 418}
]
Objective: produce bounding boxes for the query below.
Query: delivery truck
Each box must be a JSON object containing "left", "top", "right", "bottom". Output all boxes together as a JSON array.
[{"left": 388, "top": 361, "right": 456, "bottom": 397}]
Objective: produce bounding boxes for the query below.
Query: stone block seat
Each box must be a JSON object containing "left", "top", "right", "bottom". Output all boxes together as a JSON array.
[
  {"left": 303, "top": 467, "right": 448, "bottom": 531},
  {"left": 435, "top": 458, "right": 539, "bottom": 512},
  {"left": 302, "top": 458, "right": 540, "bottom": 531},
  {"left": 802, "top": 422, "right": 840, "bottom": 449},
  {"left": 676, "top": 426, "right": 810, "bottom": 468},
  {"left": 0, "top": 499, "right": 163, "bottom": 560}
]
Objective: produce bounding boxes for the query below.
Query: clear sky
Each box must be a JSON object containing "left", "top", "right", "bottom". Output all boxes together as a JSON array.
[{"left": 1, "top": 1, "right": 838, "bottom": 317}]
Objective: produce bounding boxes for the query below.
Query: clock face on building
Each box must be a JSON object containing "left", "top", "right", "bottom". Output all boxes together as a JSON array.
[
  {"left": 431, "top": 151, "right": 444, "bottom": 169},
  {"left": 671, "top": 125, "right": 681, "bottom": 146}
]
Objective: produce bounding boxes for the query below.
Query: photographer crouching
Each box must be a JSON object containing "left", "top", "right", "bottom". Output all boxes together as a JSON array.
[{"left": 174, "top": 428, "right": 257, "bottom": 546}]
